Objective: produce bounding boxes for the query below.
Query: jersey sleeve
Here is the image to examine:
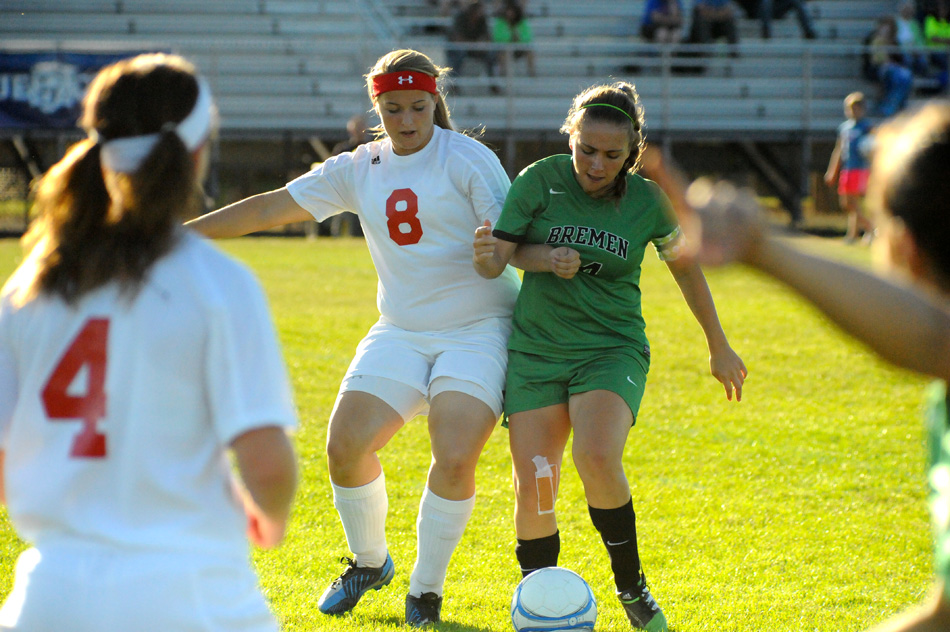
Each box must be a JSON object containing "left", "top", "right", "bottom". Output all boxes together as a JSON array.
[
  {"left": 204, "top": 268, "right": 297, "bottom": 445},
  {"left": 457, "top": 140, "right": 511, "bottom": 227},
  {"left": 494, "top": 163, "right": 544, "bottom": 243},
  {"left": 645, "top": 181, "right": 685, "bottom": 261},
  {"left": 285, "top": 150, "right": 358, "bottom": 223}
]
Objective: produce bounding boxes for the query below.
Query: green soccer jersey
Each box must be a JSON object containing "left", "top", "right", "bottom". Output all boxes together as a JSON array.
[
  {"left": 494, "top": 154, "right": 680, "bottom": 359},
  {"left": 926, "top": 381, "right": 950, "bottom": 598}
]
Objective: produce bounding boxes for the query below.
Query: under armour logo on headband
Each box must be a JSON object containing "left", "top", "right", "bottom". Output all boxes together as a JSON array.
[{"left": 371, "top": 71, "right": 438, "bottom": 97}]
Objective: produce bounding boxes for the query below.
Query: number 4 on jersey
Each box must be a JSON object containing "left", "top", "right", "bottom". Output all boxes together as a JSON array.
[
  {"left": 41, "top": 318, "right": 109, "bottom": 458},
  {"left": 579, "top": 261, "right": 603, "bottom": 275}
]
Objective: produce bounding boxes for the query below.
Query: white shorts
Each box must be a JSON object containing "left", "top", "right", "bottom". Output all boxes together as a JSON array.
[
  {"left": 0, "top": 545, "right": 277, "bottom": 632},
  {"left": 340, "top": 317, "right": 511, "bottom": 420}
]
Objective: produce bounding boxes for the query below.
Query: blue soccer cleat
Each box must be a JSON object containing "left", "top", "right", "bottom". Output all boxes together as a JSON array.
[{"left": 317, "top": 554, "right": 395, "bottom": 615}]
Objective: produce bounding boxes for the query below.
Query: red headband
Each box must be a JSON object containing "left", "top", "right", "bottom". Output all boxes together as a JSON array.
[{"left": 371, "top": 71, "right": 438, "bottom": 97}]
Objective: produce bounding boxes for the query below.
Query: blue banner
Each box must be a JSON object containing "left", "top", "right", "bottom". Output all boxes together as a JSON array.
[{"left": 0, "top": 51, "right": 151, "bottom": 129}]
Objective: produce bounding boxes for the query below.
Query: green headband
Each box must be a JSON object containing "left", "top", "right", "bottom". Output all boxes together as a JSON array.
[{"left": 579, "top": 102, "right": 637, "bottom": 125}]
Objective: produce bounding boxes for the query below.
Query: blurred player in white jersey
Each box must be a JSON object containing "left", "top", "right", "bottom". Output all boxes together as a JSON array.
[
  {"left": 186, "top": 48, "right": 522, "bottom": 627},
  {"left": 0, "top": 53, "right": 298, "bottom": 632}
]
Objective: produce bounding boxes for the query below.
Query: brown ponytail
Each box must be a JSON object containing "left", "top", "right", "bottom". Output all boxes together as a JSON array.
[{"left": 21, "top": 53, "right": 203, "bottom": 305}]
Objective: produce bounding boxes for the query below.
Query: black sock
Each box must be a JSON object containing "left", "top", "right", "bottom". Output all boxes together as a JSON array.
[
  {"left": 588, "top": 498, "right": 642, "bottom": 592},
  {"left": 515, "top": 530, "right": 560, "bottom": 578}
]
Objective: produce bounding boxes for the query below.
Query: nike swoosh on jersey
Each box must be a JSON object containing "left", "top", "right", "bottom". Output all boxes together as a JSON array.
[
  {"left": 626, "top": 376, "right": 638, "bottom": 386},
  {"left": 549, "top": 188, "right": 565, "bottom": 194}
]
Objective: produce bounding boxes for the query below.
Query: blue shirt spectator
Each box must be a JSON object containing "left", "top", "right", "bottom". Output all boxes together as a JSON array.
[{"left": 641, "top": 0, "right": 685, "bottom": 43}]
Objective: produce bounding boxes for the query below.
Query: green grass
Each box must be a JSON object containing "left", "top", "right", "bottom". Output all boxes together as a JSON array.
[{"left": 0, "top": 235, "right": 932, "bottom": 631}]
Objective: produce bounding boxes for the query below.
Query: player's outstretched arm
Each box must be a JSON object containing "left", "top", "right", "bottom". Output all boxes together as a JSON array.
[
  {"left": 689, "top": 181, "right": 950, "bottom": 384},
  {"left": 186, "top": 188, "right": 312, "bottom": 239},
  {"left": 666, "top": 255, "right": 747, "bottom": 401},
  {"left": 231, "top": 426, "right": 298, "bottom": 549},
  {"left": 752, "top": 236, "right": 950, "bottom": 383}
]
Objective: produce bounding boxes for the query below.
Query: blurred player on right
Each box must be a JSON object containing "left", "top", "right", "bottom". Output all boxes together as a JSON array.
[{"left": 681, "top": 101, "right": 950, "bottom": 631}]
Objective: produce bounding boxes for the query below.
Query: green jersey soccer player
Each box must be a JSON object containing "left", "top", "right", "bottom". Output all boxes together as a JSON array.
[{"left": 473, "top": 82, "right": 747, "bottom": 632}]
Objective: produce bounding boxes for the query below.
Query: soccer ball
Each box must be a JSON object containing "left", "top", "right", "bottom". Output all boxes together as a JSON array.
[{"left": 511, "top": 567, "right": 597, "bottom": 631}]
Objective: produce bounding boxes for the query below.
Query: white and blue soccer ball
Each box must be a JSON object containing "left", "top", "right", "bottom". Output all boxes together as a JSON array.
[{"left": 511, "top": 566, "right": 597, "bottom": 631}]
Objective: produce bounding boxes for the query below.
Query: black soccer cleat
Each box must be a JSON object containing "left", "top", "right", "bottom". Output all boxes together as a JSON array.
[
  {"left": 618, "top": 579, "right": 668, "bottom": 631},
  {"left": 405, "top": 591, "right": 443, "bottom": 627}
]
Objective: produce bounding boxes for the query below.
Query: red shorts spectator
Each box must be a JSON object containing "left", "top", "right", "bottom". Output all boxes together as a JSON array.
[{"left": 838, "top": 168, "right": 869, "bottom": 196}]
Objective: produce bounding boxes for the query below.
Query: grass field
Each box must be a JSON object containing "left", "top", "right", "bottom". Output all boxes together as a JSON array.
[{"left": 0, "top": 234, "right": 933, "bottom": 632}]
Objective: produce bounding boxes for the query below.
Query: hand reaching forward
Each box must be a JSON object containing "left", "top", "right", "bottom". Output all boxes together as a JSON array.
[{"left": 685, "top": 179, "right": 766, "bottom": 267}]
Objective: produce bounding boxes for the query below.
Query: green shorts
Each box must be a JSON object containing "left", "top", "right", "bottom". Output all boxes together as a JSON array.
[{"left": 504, "top": 347, "right": 650, "bottom": 424}]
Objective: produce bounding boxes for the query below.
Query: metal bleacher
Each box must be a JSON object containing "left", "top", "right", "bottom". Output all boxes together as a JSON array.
[
  {"left": 0, "top": 0, "right": 892, "bottom": 141},
  {"left": 384, "top": 0, "right": 894, "bottom": 140},
  {"left": 1, "top": 0, "right": 382, "bottom": 137},
  {"left": 0, "top": 0, "right": 907, "bottom": 220}
]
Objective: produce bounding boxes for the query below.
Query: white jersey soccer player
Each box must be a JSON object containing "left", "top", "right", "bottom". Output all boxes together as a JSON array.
[
  {"left": 287, "top": 124, "right": 520, "bottom": 417},
  {"left": 0, "top": 232, "right": 297, "bottom": 631},
  {"left": 288, "top": 124, "right": 519, "bottom": 333},
  {"left": 185, "top": 49, "right": 520, "bottom": 626}
]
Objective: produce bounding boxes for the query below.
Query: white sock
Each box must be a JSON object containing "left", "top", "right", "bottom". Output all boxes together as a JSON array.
[
  {"left": 331, "top": 472, "right": 389, "bottom": 568},
  {"left": 409, "top": 488, "right": 475, "bottom": 597}
]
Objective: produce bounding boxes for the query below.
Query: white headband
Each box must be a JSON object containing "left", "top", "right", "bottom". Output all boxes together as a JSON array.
[{"left": 98, "top": 77, "right": 214, "bottom": 173}]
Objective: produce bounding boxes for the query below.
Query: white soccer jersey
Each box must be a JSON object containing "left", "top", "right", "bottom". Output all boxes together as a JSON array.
[
  {"left": 287, "top": 125, "right": 521, "bottom": 332},
  {"left": 0, "top": 231, "right": 296, "bottom": 557}
]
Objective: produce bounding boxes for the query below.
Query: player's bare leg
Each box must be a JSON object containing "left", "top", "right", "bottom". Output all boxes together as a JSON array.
[
  {"left": 569, "top": 390, "right": 632, "bottom": 508},
  {"left": 326, "top": 390, "right": 404, "bottom": 487},
  {"left": 319, "top": 391, "right": 404, "bottom": 616},
  {"left": 509, "top": 404, "right": 571, "bottom": 541},
  {"left": 426, "top": 391, "right": 496, "bottom": 499},
  {"left": 404, "top": 391, "right": 496, "bottom": 626},
  {"left": 509, "top": 404, "right": 571, "bottom": 581},
  {"left": 570, "top": 390, "right": 667, "bottom": 632},
  {"left": 842, "top": 194, "right": 873, "bottom": 243}
]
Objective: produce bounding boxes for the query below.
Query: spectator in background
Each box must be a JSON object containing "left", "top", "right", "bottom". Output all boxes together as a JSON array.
[
  {"left": 326, "top": 113, "right": 368, "bottom": 237},
  {"left": 737, "top": 0, "right": 817, "bottom": 39},
  {"left": 690, "top": 0, "right": 740, "bottom": 52},
  {"left": 866, "top": 16, "right": 914, "bottom": 116},
  {"left": 923, "top": 0, "right": 950, "bottom": 92},
  {"left": 446, "top": 0, "right": 498, "bottom": 82},
  {"left": 640, "top": 0, "right": 685, "bottom": 44},
  {"left": 332, "top": 113, "right": 369, "bottom": 156},
  {"left": 825, "top": 92, "right": 875, "bottom": 244},
  {"left": 493, "top": 0, "right": 536, "bottom": 77},
  {"left": 896, "top": 1, "right": 930, "bottom": 75},
  {"left": 434, "top": 0, "right": 456, "bottom": 14}
]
